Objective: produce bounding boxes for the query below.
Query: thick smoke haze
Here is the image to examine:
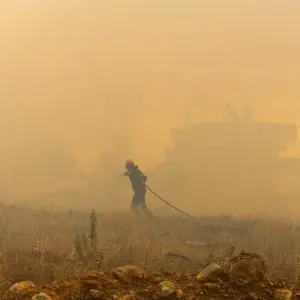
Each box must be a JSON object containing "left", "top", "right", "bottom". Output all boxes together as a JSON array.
[{"left": 0, "top": 1, "right": 300, "bottom": 214}]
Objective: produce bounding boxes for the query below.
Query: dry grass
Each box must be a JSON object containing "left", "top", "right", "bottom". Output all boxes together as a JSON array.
[{"left": 0, "top": 202, "right": 299, "bottom": 296}]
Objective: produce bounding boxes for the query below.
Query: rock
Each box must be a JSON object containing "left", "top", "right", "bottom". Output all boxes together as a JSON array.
[
  {"left": 156, "top": 281, "right": 182, "bottom": 299},
  {"left": 9, "top": 280, "right": 35, "bottom": 294},
  {"left": 196, "top": 263, "right": 222, "bottom": 281},
  {"left": 32, "top": 293, "right": 52, "bottom": 300},
  {"left": 157, "top": 281, "right": 176, "bottom": 297},
  {"left": 229, "top": 252, "right": 267, "bottom": 284},
  {"left": 112, "top": 265, "right": 147, "bottom": 282},
  {"left": 85, "top": 289, "right": 103, "bottom": 299},
  {"left": 80, "top": 271, "right": 105, "bottom": 290},
  {"left": 274, "top": 289, "right": 293, "bottom": 300},
  {"left": 245, "top": 292, "right": 258, "bottom": 300},
  {"left": 80, "top": 271, "right": 105, "bottom": 281}
]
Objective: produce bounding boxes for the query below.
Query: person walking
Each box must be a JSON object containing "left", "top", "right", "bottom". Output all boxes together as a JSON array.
[{"left": 123, "top": 160, "right": 152, "bottom": 217}]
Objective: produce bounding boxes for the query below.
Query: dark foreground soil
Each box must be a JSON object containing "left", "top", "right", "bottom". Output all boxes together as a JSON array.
[{"left": 0, "top": 260, "right": 297, "bottom": 300}]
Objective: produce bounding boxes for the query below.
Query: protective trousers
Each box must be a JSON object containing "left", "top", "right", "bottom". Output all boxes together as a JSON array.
[{"left": 131, "top": 190, "right": 152, "bottom": 216}]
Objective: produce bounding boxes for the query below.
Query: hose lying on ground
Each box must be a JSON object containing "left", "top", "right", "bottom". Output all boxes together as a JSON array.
[{"left": 145, "top": 184, "right": 198, "bottom": 221}]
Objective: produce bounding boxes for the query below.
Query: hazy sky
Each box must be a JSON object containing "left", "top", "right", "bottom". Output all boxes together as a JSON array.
[{"left": 0, "top": 0, "right": 300, "bottom": 179}]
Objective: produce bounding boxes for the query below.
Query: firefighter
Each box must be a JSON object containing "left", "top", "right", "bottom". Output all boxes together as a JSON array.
[{"left": 123, "top": 160, "right": 152, "bottom": 216}]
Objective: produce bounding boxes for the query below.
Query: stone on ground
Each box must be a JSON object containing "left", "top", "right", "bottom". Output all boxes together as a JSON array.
[
  {"left": 274, "top": 289, "right": 293, "bottom": 300},
  {"left": 8, "top": 281, "right": 35, "bottom": 294},
  {"left": 229, "top": 252, "right": 268, "bottom": 285},
  {"left": 156, "top": 281, "right": 182, "bottom": 299},
  {"left": 112, "top": 265, "right": 147, "bottom": 282},
  {"left": 32, "top": 292, "right": 53, "bottom": 300},
  {"left": 196, "top": 263, "right": 222, "bottom": 281},
  {"left": 85, "top": 289, "right": 103, "bottom": 299},
  {"left": 157, "top": 281, "right": 176, "bottom": 297}
]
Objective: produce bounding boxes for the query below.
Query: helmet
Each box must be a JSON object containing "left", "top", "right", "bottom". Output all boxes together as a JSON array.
[
  {"left": 125, "top": 159, "right": 137, "bottom": 169},
  {"left": 125, "top": 159, "right": 135, "bottom": 167}
]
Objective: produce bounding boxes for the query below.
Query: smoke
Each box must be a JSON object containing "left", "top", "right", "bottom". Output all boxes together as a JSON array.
[{"left": 0, "top": 1, "right": 300, "bottom": 213}]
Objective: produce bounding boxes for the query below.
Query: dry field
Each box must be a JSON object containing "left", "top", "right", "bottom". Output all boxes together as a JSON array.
[{"left": 0, "top": 203, "right": 299, "bottom": 299}]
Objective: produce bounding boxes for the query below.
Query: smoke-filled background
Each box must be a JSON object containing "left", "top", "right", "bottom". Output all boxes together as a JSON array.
[{"left": 0, "top": 1, "right": 300, "bottom": 214}]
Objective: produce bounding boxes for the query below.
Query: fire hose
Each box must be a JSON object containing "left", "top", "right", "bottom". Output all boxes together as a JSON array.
[
  {"left": 121, "top": 172, "right": 198, "bottom": 221},
  {"left": 144, "top": 184, "right": 198, "bottom": 221}
]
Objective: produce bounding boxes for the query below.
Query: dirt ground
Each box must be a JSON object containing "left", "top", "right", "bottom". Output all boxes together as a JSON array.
[{"left": 0, "top": 203, "right": 300, "bottom": 299}]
